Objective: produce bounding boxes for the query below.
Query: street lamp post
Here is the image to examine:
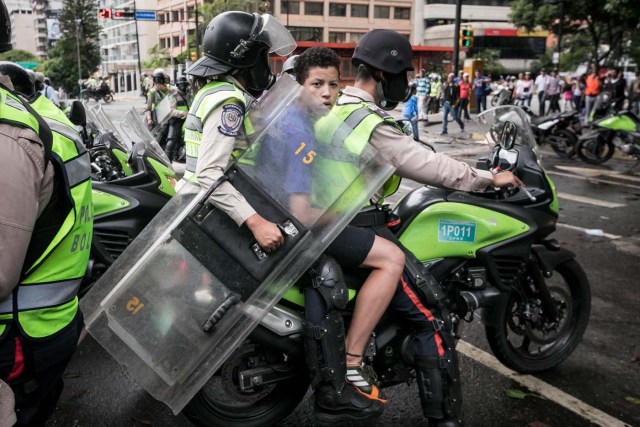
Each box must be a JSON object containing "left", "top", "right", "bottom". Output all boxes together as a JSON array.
[{"left": 75, "top": 19, "right": 82, "bottom": 97}]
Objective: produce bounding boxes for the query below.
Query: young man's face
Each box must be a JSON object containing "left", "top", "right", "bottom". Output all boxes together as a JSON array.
[{"left": 303, "top": 66, "right": 340, "bottom": 107}]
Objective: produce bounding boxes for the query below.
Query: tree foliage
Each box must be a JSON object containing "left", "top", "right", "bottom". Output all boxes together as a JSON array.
[
  {"left": 0, "top": 50, "right": 38, "bottom": 62},
  {"left": 473, "top": 49, "right": 505, "bottom": 78},
  {"left": 510, "top": 0, "right": 640, "bottom": 67},
  {"left": 141, "top": 45, "right": 171, "bottom": 69},
  {"left": 43, "top": 0, "right": 100, "bottom": 95}
]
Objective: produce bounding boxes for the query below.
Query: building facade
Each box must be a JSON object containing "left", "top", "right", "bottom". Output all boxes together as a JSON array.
[
  {"left": 6, "top": 0, "right": 37, "bottom": 55},
  {"left": 97, "top": 0, "right": 158, "bottom": 92}
]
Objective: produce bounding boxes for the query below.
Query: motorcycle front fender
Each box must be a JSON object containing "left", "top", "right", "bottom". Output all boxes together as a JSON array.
[
  {"left": 578, "top": 129, "right": 601, "bottom": 141},
  {"left": 531, "top": 243, "right": 575, "bottom": 275}
]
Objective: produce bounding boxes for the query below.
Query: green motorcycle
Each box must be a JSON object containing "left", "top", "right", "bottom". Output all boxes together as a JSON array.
[
  {"left": 181, "top": 106, "right": 591, "bottom": 426},
  {"left": 576, "top": 108, "right": 640, "bottom": 165}
]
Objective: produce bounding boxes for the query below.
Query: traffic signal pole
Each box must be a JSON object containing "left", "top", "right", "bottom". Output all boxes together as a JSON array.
[
  {"left": 134, "top": 0, "right": 143, "bottom": 87},
  {"left": 453, "top": 0, "right": 462, "bottom": 75}
]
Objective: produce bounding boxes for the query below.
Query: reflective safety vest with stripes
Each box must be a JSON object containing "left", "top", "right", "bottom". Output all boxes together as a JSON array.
[
  {"left": 183, "top": 81, "right": 254, "bottom": 181},
  {"left": 313, "top": 101, "right": 401, "bottom": 210},
  {"left": 0, "top": 90, "right": 92, "bottom": 339}
]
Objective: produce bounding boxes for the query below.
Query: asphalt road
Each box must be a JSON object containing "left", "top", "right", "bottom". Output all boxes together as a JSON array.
[{"left": 46, "top": 99, "right": 640, "bottom": 427}]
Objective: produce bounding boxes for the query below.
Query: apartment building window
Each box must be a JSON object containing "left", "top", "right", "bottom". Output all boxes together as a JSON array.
[
  {"left": 329, "top": 31, "right": 346, "bottom": 42},
  {"left": 350, "top": 4, "right": 368, "bottom": 18},
  {"left": 305, "top": 2, "right": 324, "bottom": 15},
  {"left": 394, "top": 7, "right": 410, "bottom": 19},
  {"left": 374, "top": 5, "right": 390, "bottom": 19},
  {"left": 158, "top": 14, "right": 165, "bottom": 24},
  {"left": 172, "top": 10, "right": 179, "bottom": 21},
  {"left": 281, "top": 0, "right": 300, "bottom": 14},
  {"left": 288, "top": 26, "right": 322, "bottom": 41},
  {"left": 350, "top": 32, "right": 365, "bottom": 42},
  {"left": 173, "top": 35, "right": 180, "bottom": 47},
  {"left": 329, "top": 3, "right": 346, "bottom": 16}
]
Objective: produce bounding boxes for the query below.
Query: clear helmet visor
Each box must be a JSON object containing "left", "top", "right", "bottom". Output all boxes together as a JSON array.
[{"left": 255, "top": 14, "right": 296, "bottom": 56}]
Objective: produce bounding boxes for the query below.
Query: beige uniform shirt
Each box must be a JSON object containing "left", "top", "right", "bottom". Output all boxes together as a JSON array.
[
  {"left": 195, "top": 76, "right": 256, "bottom": 226},
  {"left": 339, "top": 86, "right": 493, "bottom": 192},
  {"left": 0, "top": 76, "right": 54, "bottom": 298}
]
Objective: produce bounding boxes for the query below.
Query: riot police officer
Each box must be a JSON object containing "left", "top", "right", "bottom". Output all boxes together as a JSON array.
[
  {"left": 184, "top": 11, "right": 295, "bottom": 251},
  {"left": 164, "top": 76, "right": 192, "bottom": 162},
  {"left": 145, "top": 68, "right": 170, "bottom": 130},
  {"left": 321, "top": 29, "right": 522, "bottom": 426},
  {"left": 0, "top": 3, "right": 92, "bottom": 424}
]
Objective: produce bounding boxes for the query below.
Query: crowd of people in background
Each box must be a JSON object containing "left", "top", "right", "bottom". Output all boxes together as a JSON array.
[{"left": 409, "top": 65, "right": 640, "bottom": 129}]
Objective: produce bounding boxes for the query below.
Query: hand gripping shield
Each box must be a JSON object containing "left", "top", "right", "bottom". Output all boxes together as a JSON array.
[{"left": 80, "top": 76, "right": 395, "bottom": 413}]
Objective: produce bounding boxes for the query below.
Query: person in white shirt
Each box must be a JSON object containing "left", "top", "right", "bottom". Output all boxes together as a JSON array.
[{"left": 534, "top": 68, "right": 549, "bottom": 116}]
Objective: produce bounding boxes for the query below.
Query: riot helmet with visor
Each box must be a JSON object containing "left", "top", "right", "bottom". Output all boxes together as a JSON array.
[
  {"left": 186, "top": 12, "right": 295, "bottom": 95},
  {"left": 0, "top": 61, "right": 35, "bottom": 96}
]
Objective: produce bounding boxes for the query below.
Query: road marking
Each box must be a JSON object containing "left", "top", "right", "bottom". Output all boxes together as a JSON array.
[
  {"left": 557, "top": 192, "right": 626, "bottom": 208},
  {"left": 557, "top": 223, "right": 622, "bottom": 239},
  {"left": 457, "top": 341, "right": 632, "bottom": 427},
  {"left": 548, "top": 171, "right": 640, "bottom": 191},
  {"left": 555, "top": 165, "right": 640, "bottom": 183}
]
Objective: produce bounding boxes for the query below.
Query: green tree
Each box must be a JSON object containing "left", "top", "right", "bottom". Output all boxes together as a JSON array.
[
  {"left": 43, "top": 0, "right": 100, "bottom": 95},
  {"left": 141, "top": 44, "right": 171, "bottom": 69},
  {"left": 473, "top": 49, "right": 505, "bottom": 78},
  {"left": 196, "top": 0, "right": 267, "bottom": 52},
  {"left": 510, "top": 0, "right": 640, "bottom": 67},
  {"left": 0, "top": 49, "right": 38, "bottom": 62}
]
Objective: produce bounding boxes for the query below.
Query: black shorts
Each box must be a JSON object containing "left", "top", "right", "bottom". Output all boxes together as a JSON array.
[{"left": 325, "top": 225, "right": 375, "bottom": 268}]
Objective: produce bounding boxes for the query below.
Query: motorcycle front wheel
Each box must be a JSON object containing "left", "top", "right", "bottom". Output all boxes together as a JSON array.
[
  {"left": 484, "top": 259, "right": 591, "bottom": 373},
  {"left": 183, "top": 342, "right": 309, "bottom": 427},
  {"left": 576, "top": 134, "right": 615, "bottom": 164},
  {"left": 103, "top": 93, "right": 113, "bottom": 103}
]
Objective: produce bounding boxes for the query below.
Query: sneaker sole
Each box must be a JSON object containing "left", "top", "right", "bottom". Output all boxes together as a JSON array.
[{"left": 315, "top": 408, "right": 384, "bottom": 424}]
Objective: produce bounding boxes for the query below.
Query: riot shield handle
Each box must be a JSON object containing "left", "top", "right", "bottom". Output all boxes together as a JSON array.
[{"left": 202, "top": 293, "right": 241, "bottom": 332}]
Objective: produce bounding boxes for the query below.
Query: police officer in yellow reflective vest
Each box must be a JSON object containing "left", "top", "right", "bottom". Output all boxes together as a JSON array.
[
  {"left": 164, "top": 76, "right": 192, "bottom": 162},
  {"left": 0, "top": 15, "right": 92, "bottom": 423},
  {"left": 183, "top": 11, "right": 295, "bottom": 252}
]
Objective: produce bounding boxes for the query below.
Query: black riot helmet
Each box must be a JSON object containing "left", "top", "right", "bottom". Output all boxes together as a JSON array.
[
  {"left": 0, "top": 61, "right": 35, "bottom": 96},
  {"left": 186, "top": 12, "right": 296, "bottom": 95},
  {"left": 153, "top": 68, "right": 167, "bottom": 84},
  {"left": 1, "top": 0, "right": 10, "bottom": 53},
  {"left": 176, "top": 76, "right": 190, "bottom": 92},
  {"left": 352, "top": 29, "right": 415, "bottom": 110}
]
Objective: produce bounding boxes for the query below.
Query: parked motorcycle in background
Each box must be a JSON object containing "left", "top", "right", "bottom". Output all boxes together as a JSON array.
[
  {"left": 81, "top": 81, "right": 114, "bottom": 103},
  {"left": 522, "top": 106, "right": 582, "bottom": 158},
  {"left": 576, "top": 109, "right": 640, "bottom": 166}
]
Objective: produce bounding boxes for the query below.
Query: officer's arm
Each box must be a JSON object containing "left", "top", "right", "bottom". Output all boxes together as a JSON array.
[
  {"left": 369, "top": 124, "right": 494, "bottom": 192},
  {"left": 0, "top": 126, "right": 54, "bottom": 298},
  {"left": 196, "top": 103, "right": 257, "bottom": 226}
]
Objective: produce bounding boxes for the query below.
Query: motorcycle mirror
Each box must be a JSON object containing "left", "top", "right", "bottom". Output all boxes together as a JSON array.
[
  {"left": 68, "top": 100, "right": 87, "bottom": 127},
  {"left": 499, "top": 120, "right": 517, "bottom": 150}
]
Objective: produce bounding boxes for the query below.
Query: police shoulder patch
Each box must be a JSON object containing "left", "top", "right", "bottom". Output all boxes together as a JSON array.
[{"left": 218, "top": 103, "right": 244, "bottom": 137}]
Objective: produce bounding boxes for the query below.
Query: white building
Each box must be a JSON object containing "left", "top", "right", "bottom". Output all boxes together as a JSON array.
[
  {"left": 6, "top": 0, "right": 37, "bottom": 55},
  {"left": 97, "top": 0, "right": 158, "bottom": 93}
]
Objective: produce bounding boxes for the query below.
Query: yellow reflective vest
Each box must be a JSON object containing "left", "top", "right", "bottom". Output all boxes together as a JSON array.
[{"left": 0, "top": 90, "right": 92, "bottom": 339}]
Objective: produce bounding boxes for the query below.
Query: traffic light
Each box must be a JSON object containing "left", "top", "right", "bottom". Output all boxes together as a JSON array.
[
  {"left": 113, "top": 9, "right": 135, "bottom": 19},
  {"left": 98, "top": 8, "right": 112, "bottom": 19},
  {"left": 460, "top": 28, "right": 474, "bottom": 48}
]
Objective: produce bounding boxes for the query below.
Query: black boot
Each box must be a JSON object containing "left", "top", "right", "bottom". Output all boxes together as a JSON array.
[
  {"left": 164, "top": 138, "right": 176, "bottom": 163},
  {"left": 415, "top": 357, "right": 463, "bottom": 427},
  {"left": 315, "top": 382, "right": 385, "bottom": 423}
]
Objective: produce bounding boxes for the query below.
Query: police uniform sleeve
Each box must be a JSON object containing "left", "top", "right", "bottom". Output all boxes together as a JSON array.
[
  {"left": 369, "top": 124, "right": 494, "bottom": 192},
  {"left": 196, "top": 102, "right": 256, "bottom": 226},
  {"left": 0, "top": 124, "right": 54, "bottom": 298}
]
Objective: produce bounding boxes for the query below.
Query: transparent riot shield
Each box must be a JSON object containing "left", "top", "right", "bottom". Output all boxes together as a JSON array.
[
  {"left": 81, "top": 75, "right": 396, "bottom": 413},
  {"left": 119, "top": 107, "right": 173, "bottom": 169},
  {"left": 151, "top": 95, "right": 173, "bottom": 137}
]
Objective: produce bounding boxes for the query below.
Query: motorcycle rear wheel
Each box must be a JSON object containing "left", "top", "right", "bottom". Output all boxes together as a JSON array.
[
  {"left": 576, "top": 135, "right": 615, "bottom": 164},
  {"left": 484, "top": 259, "right": 591, "bottom": 373},
  {"left": 183, "top": 342, "right": 309, "bottom": 427},
  {"left": 548, "top": 129, "right": 578, "bottom": 158}
]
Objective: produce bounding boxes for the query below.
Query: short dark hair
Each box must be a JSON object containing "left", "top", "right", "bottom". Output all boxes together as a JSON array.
[{"left": 294, "top": 46, "right": 340, "bottom": 85}]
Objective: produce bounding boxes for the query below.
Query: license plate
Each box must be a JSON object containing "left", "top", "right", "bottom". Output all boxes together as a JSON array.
[{"left": 438, "top": 220, "right": 476, "bottom": 243}]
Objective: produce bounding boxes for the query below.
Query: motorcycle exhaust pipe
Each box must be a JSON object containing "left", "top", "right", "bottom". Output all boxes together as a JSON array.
[{"left": 459, "top": 287, "right": 502, "bottom": 312}]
